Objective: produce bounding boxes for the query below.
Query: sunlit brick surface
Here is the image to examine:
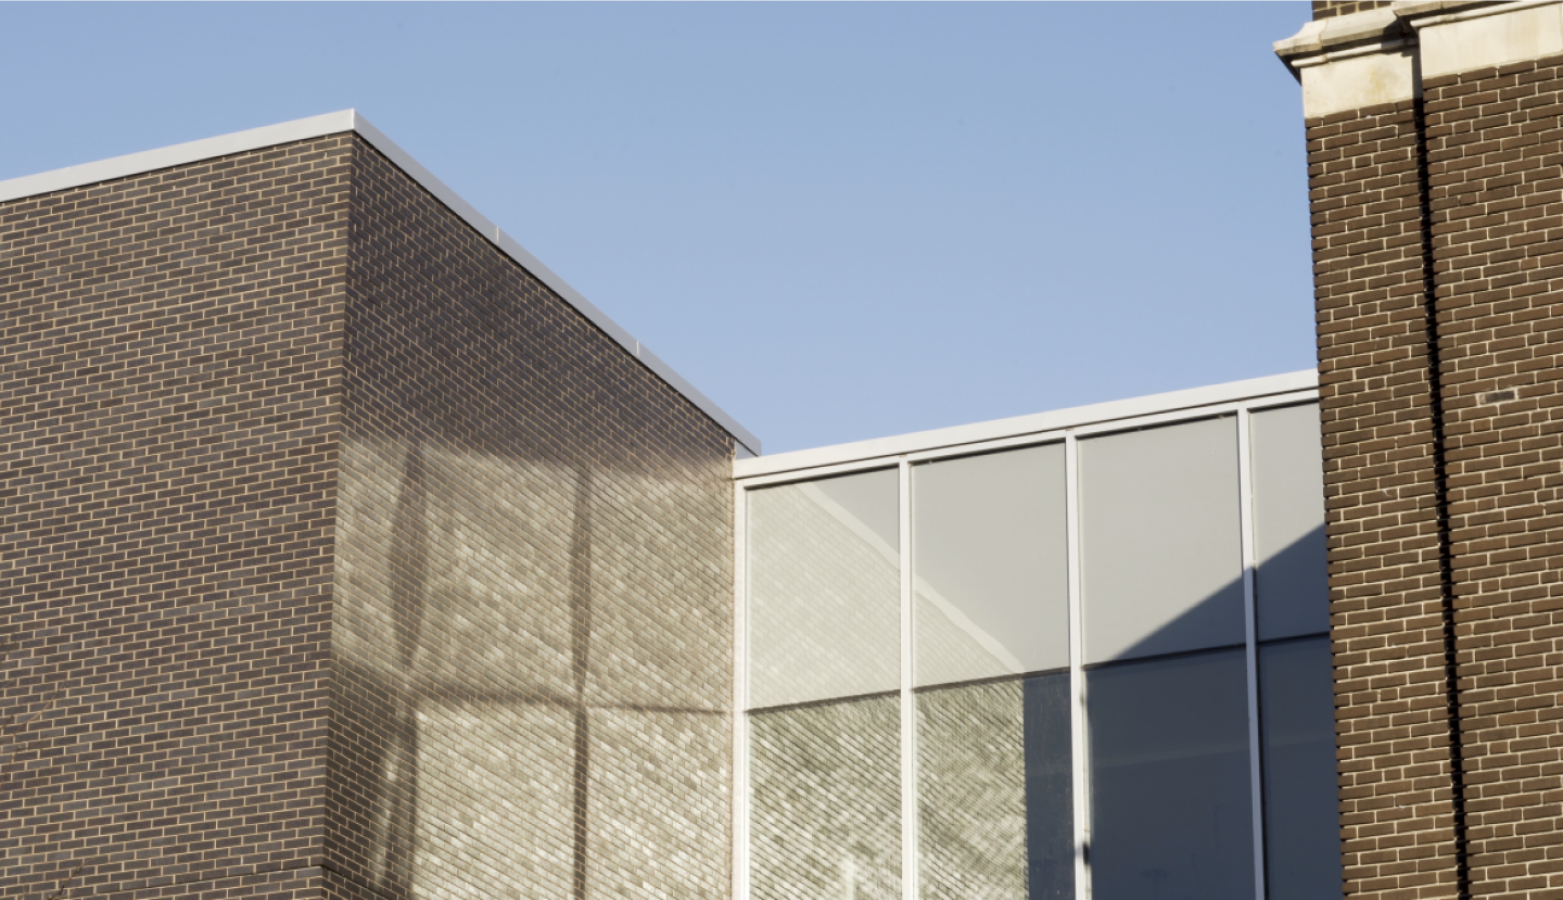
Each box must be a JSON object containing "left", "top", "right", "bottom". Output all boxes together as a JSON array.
[{"left": 1, "top": 133, "right": 735, "bottom": 900}]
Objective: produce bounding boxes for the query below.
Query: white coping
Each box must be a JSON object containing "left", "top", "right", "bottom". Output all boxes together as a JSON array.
[
  {"left": 0, "top": 110, "right": 761, "bottom": 456},
  {"left": 1415, "top": 0, "right": 1563, "bottom": 79},
  {"left": 732, "top": 369, "right": 1320, "bottom": 480},
  {"left": 1278, "top": 0, "right": 1563, "bottom": 118},
  {"left": 1300, "top": 46, "right": 1419, "bottom": 118}
]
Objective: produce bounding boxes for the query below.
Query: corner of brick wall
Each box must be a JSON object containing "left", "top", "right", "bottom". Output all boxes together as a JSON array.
[{"left": 322, "top": 134, "right": 736, "bottom": 900}]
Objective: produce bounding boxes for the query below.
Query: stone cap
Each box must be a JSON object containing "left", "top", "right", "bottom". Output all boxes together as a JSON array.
[
  {"left": 1274, "top": 6, "right": 1405, "bottom": 62},
  {"left": 1274, "top": 0, "right": 1501, "bottom": 66}
]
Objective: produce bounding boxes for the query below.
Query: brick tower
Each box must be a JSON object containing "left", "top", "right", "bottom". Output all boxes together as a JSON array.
[{"left": 1276, "top": 3, "right": 1563, "bottom": 898}]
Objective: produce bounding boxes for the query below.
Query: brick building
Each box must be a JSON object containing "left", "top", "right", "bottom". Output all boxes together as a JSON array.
[
  {"left": 1, "top": 113, "right": 755, "bottom": 900},
  {"left": 3, "top": 2, "right": 1562, "bottom": 898},
  {"left": 1275, "top": 2, "right": 1563, "bottom": 897}
]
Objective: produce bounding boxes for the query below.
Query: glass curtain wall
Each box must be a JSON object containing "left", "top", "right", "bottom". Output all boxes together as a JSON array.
[{"left": 741, "top": 400, "right": 1339, "bottom": 900}]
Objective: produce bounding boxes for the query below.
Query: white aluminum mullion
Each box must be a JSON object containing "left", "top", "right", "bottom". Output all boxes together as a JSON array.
[
  {"left": 732, "top": 483, "right": 751, "bottom": 900},
  {"left": 1065, "top": 434, "right": 1090, "bottom": 900},
  {"left": 1237, "top": 408, "right": 1268, "bottom": 900},
  {"left": 899, "top": 459, "right": 918, "bottom": 900}
]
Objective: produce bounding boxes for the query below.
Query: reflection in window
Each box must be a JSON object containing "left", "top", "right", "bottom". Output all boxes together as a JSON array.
[
  {"left": 915, "top": 673, "right": 1073, "bottom": 900},
  {"left": 1251, "top": 403, "right": 1328, "bottom": 641},
  {"left": 1260, "top": 637, "right": 1342, "bottom": 900},
  {"left": 1080, "top": 417, "right": 1244, "bottom": 664},
  {"left": 1087, "top": 649, "right": 1253, "bottom": 900},
  {"left": 913, "top": 445, "right": 1069, "bottom": 687},
  {"left": 747, "top": 469, "right": 900, "bottom": 708},
  {"left": 749, "top": 696, "right": 901, "bottom": 900}
]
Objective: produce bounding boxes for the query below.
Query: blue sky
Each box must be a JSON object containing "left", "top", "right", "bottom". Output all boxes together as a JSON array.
[{"left": 0, "top": 2, "right": 1315, "bottom": 455}]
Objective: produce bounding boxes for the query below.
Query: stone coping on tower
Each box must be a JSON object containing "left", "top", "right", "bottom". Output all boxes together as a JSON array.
[
  {"left": 0, "top": 110, "right": 762, "bottom": 456},
  {"left": 1274, "top": 0, "right": 1563, "bottom": 118}
]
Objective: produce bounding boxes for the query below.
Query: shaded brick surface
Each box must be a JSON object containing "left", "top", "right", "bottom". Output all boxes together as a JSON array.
[
  {"left": 2, "top": 132, "right": 736, "bottom": 899},
  {"left": 1308, "top": 99, "right": 1464, "bottom": 898},
  {"left": 1, "top": 136, "right": 350, "bottom": 900}
]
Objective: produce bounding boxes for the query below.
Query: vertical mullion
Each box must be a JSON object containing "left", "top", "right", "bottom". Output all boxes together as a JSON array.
[
  {"left": 731, "top": 483, "right": 750, "bottom": 900},
  {"left": 900, "top": 459, "right": 917, "bottom": 900},
  {"left": 1237, "top": 409, "right": 1268, "bottom": 900},
  {"left": 1065, "top": 434, "right": 1090, "bottom": 900}
]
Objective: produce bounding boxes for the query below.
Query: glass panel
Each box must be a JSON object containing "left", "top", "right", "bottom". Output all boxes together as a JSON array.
[
  {"left": 747, "top": 469, "right": 900, "bottom": 708},
  {"left": 1260, "top": 637, "right": 1342, "bottom": 900},
  {"left": 749, "top": 696, "right": 901, "bottom": 900},
  {"left": 1251, "top": 403, "right": 1329, "bottom": 640},
  {"left": 1087, "top": 648, "right": 1254, "bottom": 900},
  {"left": 1080, "top": 417, "right": 1244, "bottom": 663},
  {"left": 913, "top": 444, "right": 1068, "bottom": 686},
  {"left": 915, "top": 673, "right": 1073, "bottom": 900},
  {"left": 1023, "top": 674, "right": 1075, "bottom": 900}
]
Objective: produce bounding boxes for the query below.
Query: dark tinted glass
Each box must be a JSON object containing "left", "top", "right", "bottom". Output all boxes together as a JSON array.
[
  {"left": 1087, "top": 648, "right": 1253, "bottom": 900},
  {"left": 1260, "top": 637, "right": 1343, "bottom": 900},
  {"left": 1024, "top": 673, "right": 1074, "bottom": 900}
]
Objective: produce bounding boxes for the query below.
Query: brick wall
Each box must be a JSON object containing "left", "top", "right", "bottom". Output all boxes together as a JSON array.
[
  {"left": 2, "top": 132, "right": 737, "bottom": 900},
  {"left": 326, "top": 136, "right": 736, "bottom": 900},
  {"left": 1312, "top": 1, "right": 1394, "bottom": 21},
  {"left": 1307, "top": 99, "right": 1466, "bottom": 899},
  {"left": 0, "top": 136, "right": 351, "bottom": 899},
  {"left": 1423, "top": 53, "right": 1563, "bottom": 898}
]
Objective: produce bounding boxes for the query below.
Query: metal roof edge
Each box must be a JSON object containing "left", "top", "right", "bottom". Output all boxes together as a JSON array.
[
  {"left": 0, "top": 110, "right": 760, "bottom": 456},
  {"left": 733, "top": 369, "right": 1320, "bottom": 480}
]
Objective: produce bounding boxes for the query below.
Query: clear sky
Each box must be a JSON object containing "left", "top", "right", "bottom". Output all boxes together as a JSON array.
[{"left": 0, "top": 2, "right": 1316, "bottom": 455}]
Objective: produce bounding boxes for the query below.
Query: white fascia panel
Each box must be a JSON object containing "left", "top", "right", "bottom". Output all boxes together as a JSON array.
[
  {"left": 0, "top": 109, "right": 760, "bottom": 457},
  {"left": 733, "top": 369, "right": 1320, "bottom": 480}
]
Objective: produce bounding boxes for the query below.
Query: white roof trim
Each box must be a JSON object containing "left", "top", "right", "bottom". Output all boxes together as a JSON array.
[
  {"left": 0, "top": 110, "right": 761, "bottom": 456},
  {"left": 734, "top": 369, "right": 1320, "bottom": 479}
]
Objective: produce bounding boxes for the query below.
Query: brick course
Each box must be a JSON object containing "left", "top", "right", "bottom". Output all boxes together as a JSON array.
[{"left": 1, "top": 133, "right": 736, "bottom": 899}]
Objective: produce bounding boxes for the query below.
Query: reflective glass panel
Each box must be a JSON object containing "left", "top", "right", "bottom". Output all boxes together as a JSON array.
[
  {"left": 1260, "top": 637, "right": 1343, "bottom": 900},
  {"left": 1251, "top": 403, "right": 1329, "bottom": 640},
  {"left": 747, "top": 469, "right": 900, "bottom": 708},
  {"left": 915, "top": 673, "right": 1073, "bottom": 900},
  {"left": 913, "top": 444, "right": 1068, "bottom": 686},
  {"left": 749, "top": 696, "right": 901, "bottom": 900},
  {"left": 1080, "top": 416, "right": 1244, "bottom": 663},
  {"left": 1087, "top": 648, "right": 1254, "bottom": 900}
]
